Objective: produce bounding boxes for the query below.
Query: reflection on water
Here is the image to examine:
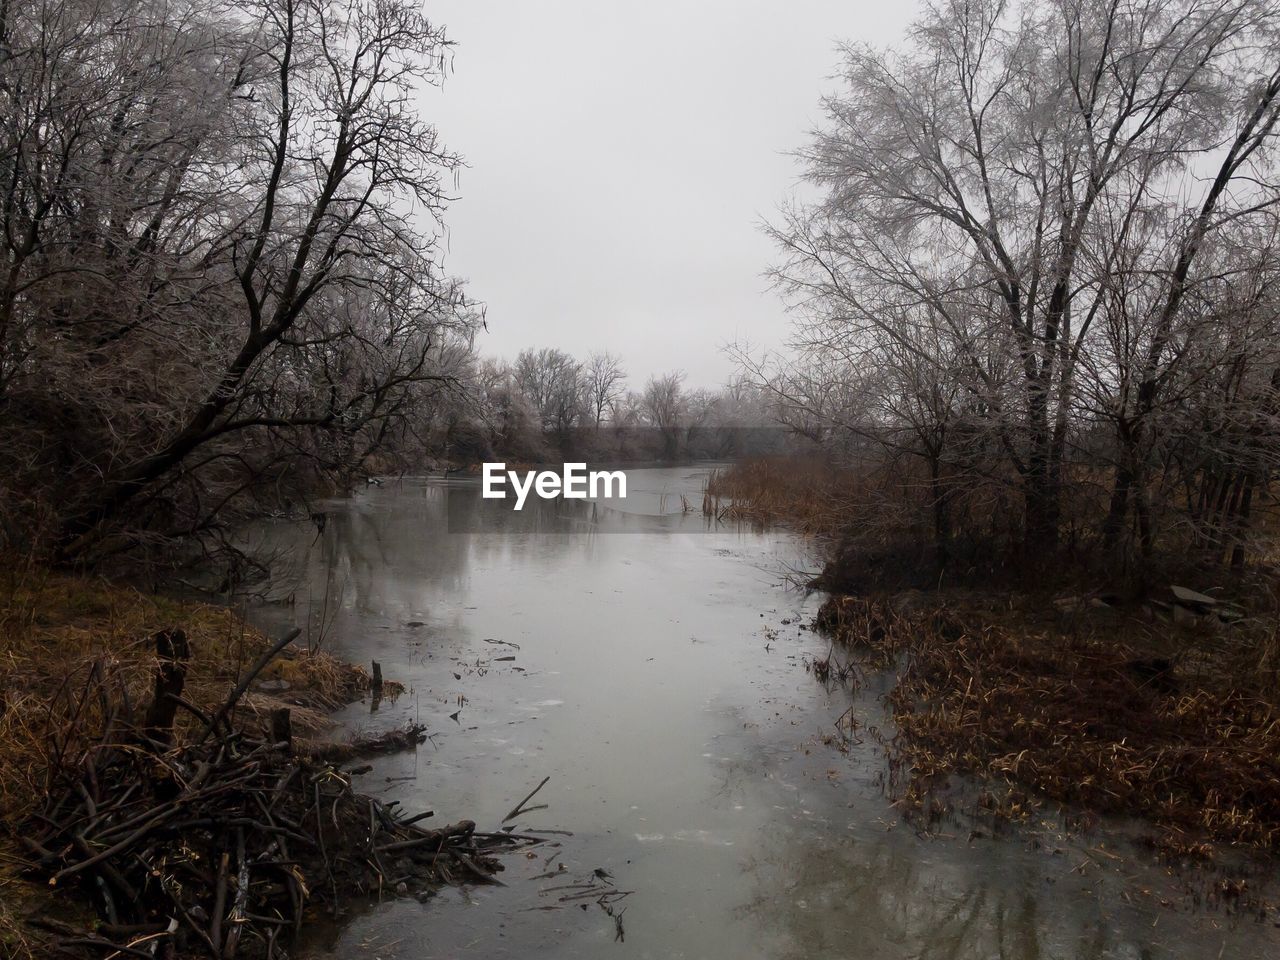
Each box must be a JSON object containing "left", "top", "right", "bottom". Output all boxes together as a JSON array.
[{"left": 241, "top": 469, "right": 1276, "bottom": 960}]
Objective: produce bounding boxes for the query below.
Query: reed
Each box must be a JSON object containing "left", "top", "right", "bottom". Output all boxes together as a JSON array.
[{"left": 702, "top": 456, "right": 868, "bottom": 535}]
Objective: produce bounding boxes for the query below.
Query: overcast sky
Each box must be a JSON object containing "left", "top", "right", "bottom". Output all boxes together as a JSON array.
[{"left": 420, "top": 0, "right": 920, "bottom": 388}]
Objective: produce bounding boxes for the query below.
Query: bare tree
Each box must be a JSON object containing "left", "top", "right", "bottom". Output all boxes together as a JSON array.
[
  {"left": 512, "top": 347, "right": 583, "bottom": 444},
  {"left": 584, "top": 351, "right": 626, "bottom": 428},
  {"left": 643, "top": 371, "right": 685, "bottom": 459}
]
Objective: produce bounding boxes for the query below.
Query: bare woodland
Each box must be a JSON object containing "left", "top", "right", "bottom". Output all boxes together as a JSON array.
[
  {"left": 753, "top": 0, "right": 1280, "bottom": 571},
  {"left": 0, "top": 0, "right": 480, "bottom": 563},
  {"left": 7, "top": 0, "right": 1279, "bottom": 579},
  {"left": 429, "top": 348, "right": 783, "bottom": 466}
]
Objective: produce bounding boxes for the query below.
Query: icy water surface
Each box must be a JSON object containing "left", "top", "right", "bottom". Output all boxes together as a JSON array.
[{"left": 243, "top": 468, "right": 1278, "bottom": 960}]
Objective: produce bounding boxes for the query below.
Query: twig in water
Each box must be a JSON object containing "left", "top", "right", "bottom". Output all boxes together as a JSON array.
[{"left": 504, "top": 775, "right": 550, "bottom": 823}]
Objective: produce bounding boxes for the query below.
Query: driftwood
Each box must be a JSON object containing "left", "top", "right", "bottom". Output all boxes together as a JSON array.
[{"left": 20, "top": 628, "right": 547, "bottom": 959}]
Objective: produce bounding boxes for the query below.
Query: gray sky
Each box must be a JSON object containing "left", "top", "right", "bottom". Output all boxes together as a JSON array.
[{"left": 421, "top": 0, "right": 920, "bottom": 388}]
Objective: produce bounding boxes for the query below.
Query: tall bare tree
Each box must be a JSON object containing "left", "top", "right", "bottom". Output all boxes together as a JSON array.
[
  {"left": 512, "top": 347, "right": 583, "bottom": 444},
  {"left": 643, "top": 371, "right": 685, "bottom": 459}
]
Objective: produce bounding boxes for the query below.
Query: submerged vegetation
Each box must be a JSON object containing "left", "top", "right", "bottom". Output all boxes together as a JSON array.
[{"left": 703, "top": 458, "right": 857, "bottom": 534}]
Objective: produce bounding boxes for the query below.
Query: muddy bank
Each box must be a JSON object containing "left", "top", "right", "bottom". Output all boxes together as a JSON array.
[
  {"left": 813, "top": 588, "right": 1280, "bottom": 857},
  {"left": 0, "top": 571, "right": 519, "bottom": 959}
]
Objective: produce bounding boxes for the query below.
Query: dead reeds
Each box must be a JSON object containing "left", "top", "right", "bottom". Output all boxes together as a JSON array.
[
  {"left": 815, "top": 594, "right": 1280, "bottom": 853},
  {"left": 702, "top": 457, "right": 864, "bottom": 534}
]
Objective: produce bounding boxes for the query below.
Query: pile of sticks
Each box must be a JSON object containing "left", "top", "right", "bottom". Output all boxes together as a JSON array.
[{"left": 19, "top": 629, "right": 542, "bottom": 959}]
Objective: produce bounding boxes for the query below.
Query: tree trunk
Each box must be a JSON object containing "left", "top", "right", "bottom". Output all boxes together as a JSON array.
[
  {"left": 1103, "top": 463, "right": 1133, "bottom": 550},
  {"left": 929, "top": 457, "right": 951, "bottom": 569},
  {"left": 1230, "top": 479, "right": 1254, "bottom": 569},
  {"left": 1024, "top": 463, "right": 1058, "bottom": 551}
]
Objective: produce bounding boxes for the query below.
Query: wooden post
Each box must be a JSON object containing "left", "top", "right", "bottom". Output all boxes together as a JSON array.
[
  {"left": 371, "top": 660, "right": 383, "bottom": 696},
  {"left": 142, "top": 628, "right": 189, "bottom": 745},
  {"left": 270, "top": 707, "right": 293, "bottom": 752}
]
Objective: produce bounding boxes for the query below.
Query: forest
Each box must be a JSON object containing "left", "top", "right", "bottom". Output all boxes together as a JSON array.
[{"left": 734, "top": 0, "right": 1280, "bottom": 580}]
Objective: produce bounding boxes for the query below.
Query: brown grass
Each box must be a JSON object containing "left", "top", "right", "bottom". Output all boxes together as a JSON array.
[
  {"left": 816, "top": 593, "right": 1280, "bottom": 852},
  {"left": 703, "top": 456, "right": 870, "bottom": 535},
  {"left": 2, "top": 572, "right": 251, "bottom": 817}
]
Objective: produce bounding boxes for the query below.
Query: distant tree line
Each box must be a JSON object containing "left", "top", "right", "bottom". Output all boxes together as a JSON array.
[
  {"left": 752, "top": 0, "right": 1280, "bottom": 571},
  {"left": 426, "top": 348, "right": 792, "bottom": 465}
]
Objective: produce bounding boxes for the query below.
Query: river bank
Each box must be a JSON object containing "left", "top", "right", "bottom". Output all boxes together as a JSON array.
[
  {"left": 0, "top": 568, "right": 519, "bottom": 959},
  {"left": 707, "top": 458, "right": 1280, "bottom": 860},
  {"left": 814, "top": 590, "right": 1280, "bottom": 858},
  {"left": 9, "top": 463, "right": 1278, "bottom": 960}
]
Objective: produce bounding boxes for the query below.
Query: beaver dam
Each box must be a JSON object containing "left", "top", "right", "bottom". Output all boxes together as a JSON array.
[{"left": 0, "top": 575, "right": 557, "bottom": 959}]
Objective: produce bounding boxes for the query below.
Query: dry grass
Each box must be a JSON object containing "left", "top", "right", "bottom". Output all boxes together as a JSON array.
[
  {"left": 816, "top": 594, "right": 1280, "bottom": 852},
  {"left": 0, "top": 564, "right": 377, "bottom": 949},
  {"left": 703, "top": 456, "right": 871, "bottom": 535},
  {"left": 2, "top": 572, "right": 253, "bottom": 819}
]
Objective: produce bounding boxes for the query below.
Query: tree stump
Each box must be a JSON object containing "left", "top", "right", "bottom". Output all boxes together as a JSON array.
[{"left": 270, "top": 707, "right": 293, "bottom": 752}]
